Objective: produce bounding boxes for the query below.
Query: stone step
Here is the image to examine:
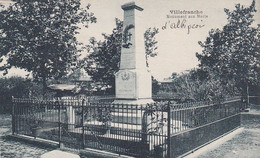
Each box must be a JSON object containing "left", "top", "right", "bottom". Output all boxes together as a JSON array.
[
  {"left": 112, "top": 112, "right": 142, "bottom": 125},
  {"left": 85, "top": 121, "right": 142, "bottom": 131},
  {"left": 84, "top": 121, "right": 142, "bottom": 137},
  {"left": 110, "top": 122, "right": 142, "bottom": 130},
  {"left": 110, "top": 123, "right": 142, "bottom": 138},
  {"left": 112, "top": 108, "right": 142, "bottom": 114},
  {"left": 83, "top": 130, "right": 142, "bottom": 141}
]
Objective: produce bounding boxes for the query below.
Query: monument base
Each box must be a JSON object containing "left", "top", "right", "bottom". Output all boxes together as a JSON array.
[{"left": 112, "top": 98, "right": 154, "bottom": 105}]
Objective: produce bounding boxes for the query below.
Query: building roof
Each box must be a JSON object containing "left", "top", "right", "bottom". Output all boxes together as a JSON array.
[
  {"left": 48, "top": 84, "right": 76, "bottom": 91},
  {"left": 76, "top": 75, "right": 92, "bottom": 82},
  {"left": 160, "top": 78, "right": 175, "bottom": 83},
  {"left": 69, "top": 68, "right": 92, "bottom": 82}
]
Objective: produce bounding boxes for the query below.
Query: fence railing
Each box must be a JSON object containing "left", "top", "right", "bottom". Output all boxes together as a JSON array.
[
  {"left": 12, "top": 97, "right": 244, "bottom": 157},
  {"left": 248, "top": 96, "right": 259, "bottom": 105}
]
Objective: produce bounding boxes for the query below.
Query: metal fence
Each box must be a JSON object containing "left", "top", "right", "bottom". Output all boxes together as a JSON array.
[
  {"left": 248, "top": 96, "right": 259, "bottom": 105},
  {"left": 12, "top": 97, "right": 244, "bottom": 157}
]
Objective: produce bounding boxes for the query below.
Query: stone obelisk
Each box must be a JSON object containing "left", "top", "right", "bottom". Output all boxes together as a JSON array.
[{"left": 113, "top": 2, "right": 153, "bottom": 104}]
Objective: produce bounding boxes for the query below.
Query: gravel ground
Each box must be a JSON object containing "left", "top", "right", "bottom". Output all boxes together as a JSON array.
[
  {"left": 0, "top": 114, "right": 50, "bottom": 158},
  {"left": 197, "top": 105, "right": 260, "bottom": 158},
  {"left": 197, "top": 129, "right": 260, "bottom": 158}
]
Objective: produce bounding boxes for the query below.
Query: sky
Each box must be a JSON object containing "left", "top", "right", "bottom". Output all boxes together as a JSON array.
[{"left": 0, "top": 0, "right": 259, "bottom": 81}]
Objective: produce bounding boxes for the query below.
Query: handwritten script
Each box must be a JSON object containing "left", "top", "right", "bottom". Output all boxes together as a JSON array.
[{"left": 162, "top": 19, "right": 205, "bottom": 34}]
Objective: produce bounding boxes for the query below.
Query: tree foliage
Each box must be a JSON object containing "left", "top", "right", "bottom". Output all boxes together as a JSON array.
[
  {"left": 85, "top": 18, "right": 159, "bottom": 92},
  {"left": 144, "top": 27, "right": 159, "bottom": 67},
  {"left": 171, "top": 72, "right": 177, "bottom": 79},
  {"left": 196, "top": 0, "right": 259, "bottom": 96},
  {"left": 0, "top": 0, "right": 96, "bottom": 91},
  {"left": 0, "top": 77, "right": 41, "bottom": 103},
  {"left": 152, "top": 76, "right": 160, "bottom": 95},
  {"left": 172, "top": 69, "right": 237, "bottom": 102}
]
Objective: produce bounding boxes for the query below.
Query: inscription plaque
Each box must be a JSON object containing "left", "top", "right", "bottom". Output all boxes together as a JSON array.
[{"left": 115, "top": 70, "right": 136, "bottom": 99}]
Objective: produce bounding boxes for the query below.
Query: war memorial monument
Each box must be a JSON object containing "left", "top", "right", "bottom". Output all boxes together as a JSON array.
[{"left": 113, "top": 2, "right": 153, "bottom": 105}]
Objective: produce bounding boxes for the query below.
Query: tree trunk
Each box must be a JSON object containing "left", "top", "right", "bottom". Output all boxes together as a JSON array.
[
  {"left": 42, "top": 77, "right": 47, "bottom": 97},
  {"left": 247, "top": 84, "right": 249, "bottom": 106}
]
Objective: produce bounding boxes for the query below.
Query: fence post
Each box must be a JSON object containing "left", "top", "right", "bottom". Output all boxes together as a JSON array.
[
  {"left": 247, "top": 85, "right": 249, "bottom": 107},
  {"left": 141, "top": 104, "right": 149, "bottom": 157},
  {"left": 82, "top": 99, "right": 85, "bottom": 149},
  {"left": 167, "top": 101, "right": 171, "bottom": 158},
  {"left": 12, "top": 96, "right": 15, "bottom": 135},
  {"left": 224, "top": 103, "right": 227, "bottom": 117},
  {"left": 58, "top": 98, "right": 62, "bottom": 148}
]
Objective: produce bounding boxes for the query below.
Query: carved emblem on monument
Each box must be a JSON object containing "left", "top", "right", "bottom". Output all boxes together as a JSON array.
[
  {"left": 121, "top": 71, "right": 130, "bottom": 80},
  {"left": 122, "top": 24, "right": 134, "bottom": 48}
]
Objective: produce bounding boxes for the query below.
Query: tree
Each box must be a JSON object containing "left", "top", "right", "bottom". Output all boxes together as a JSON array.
[
  {"left": 0, "top": 76, "right": 39, "bottom": 103},
  {"left": 196, "top": 0, "right": 259, "bottom": 97},
  {"left": 172, "top": 69, "right": 237, "bottom": 102},
  {"left": 170, "top": 72, "right": 178, "bottom": 79},
  {"left": 0, "top": 0, "right": 96, "bottom": 93},
  {"left": 152, "top": 76, "right": 160, "bottom": 95},
  {"left": 85, "top": 18, "right": 159, "bottom": 93},
  {"left": 144, "top": 27, "right": 159, "bottom": 67}
]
